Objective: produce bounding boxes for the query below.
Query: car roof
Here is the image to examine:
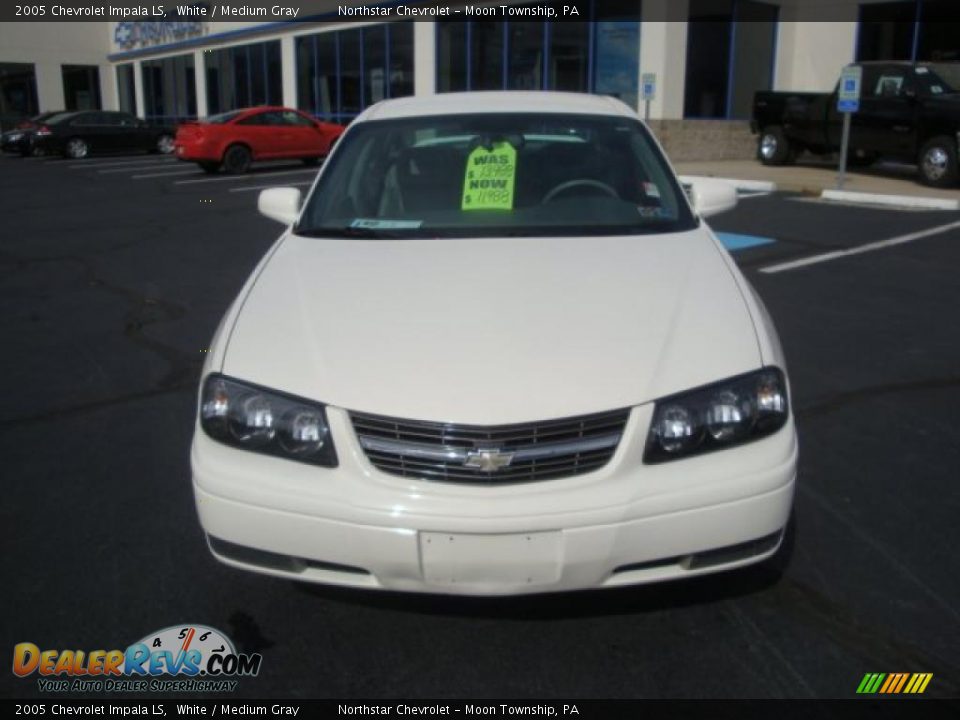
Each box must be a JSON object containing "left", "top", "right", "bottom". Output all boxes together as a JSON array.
[
  {"left": 358, "top": 92, "right": 637, "bottom": 122},
  {"left": 236, "top": 106, "right": 299, "bottom": 115}
]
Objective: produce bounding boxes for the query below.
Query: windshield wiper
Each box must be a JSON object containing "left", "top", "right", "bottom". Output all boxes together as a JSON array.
[{"left": 294, "top": 226, "right": 408, "bottom": 239}]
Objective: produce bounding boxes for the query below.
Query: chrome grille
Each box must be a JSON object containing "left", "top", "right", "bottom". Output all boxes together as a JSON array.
[{"left": 350, "top": 408, "right": 629, "bottom": 484}]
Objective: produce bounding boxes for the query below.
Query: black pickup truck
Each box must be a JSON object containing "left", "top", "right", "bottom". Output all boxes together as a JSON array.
[{"left": 752, "top": 62, "right": 960, "bottom": 187}]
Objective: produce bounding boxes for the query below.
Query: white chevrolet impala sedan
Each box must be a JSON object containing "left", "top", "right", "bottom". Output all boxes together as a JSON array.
[{"left": 191, "top": 92, "right": 797, "bottom": 595}]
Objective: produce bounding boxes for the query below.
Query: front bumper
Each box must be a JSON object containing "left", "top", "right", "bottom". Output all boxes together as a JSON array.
[
  {"left": 192, "top": 405, "right": 797, "bottom": 595},
  {"left": 1, "top": 135, "right": 29, "bottom": 154}
]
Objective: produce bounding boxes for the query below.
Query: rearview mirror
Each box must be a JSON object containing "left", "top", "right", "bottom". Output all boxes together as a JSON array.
[
  {"left": 258, "top": 187, "right": 302, "bottom": 225},
  {"left": 682, "top": 177, "right": 738, "bottom": 218}
]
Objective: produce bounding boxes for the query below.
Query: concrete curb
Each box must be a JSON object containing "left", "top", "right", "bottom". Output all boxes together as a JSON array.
[
  {"left": 678, "top": 175, "right": 777, "bottom": 193},
  {"left": 820, "top": 189, "right": 960, "bottom": 211}
]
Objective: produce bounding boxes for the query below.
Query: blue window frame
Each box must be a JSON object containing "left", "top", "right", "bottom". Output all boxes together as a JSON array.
[
  {"left": 683, "top": 0, "right": 779, "bottom": 120},
  {"left": 436, "top": 0, "right": 642, "bottom": 107},
  {"left": 295, "top": 22, "right": 415, "bottom": 125}
]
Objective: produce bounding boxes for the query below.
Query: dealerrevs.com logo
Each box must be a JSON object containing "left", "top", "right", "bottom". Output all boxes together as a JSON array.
[{"left": 13, "top": 624, "right": 262, "bottom": 693}]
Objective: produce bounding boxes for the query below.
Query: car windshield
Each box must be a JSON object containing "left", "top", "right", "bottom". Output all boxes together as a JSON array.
[
  {"left": 204, "top": 110, "right": 244, "bottom": 124},
  {"left": 296, "top": 113, "right": 696, "bottom": 239},
  {"left": 923, "top": 64, "right": 959, "bottom": 94}
]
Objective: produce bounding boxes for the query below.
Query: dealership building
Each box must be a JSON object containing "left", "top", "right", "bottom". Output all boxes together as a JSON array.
[{"left": 0, "top": 0, "right": 957, "bottom": 157}]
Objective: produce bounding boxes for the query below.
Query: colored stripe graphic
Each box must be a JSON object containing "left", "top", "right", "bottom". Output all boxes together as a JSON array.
[
  {"left": 716, "top": 232, "right": 777, "bottom": 251},
  {"left": 858, "top": 672, "right": 932, "bottom": 694}
]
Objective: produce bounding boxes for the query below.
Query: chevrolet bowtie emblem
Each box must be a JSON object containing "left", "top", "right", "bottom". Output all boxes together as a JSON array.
[{"left": 463, "top": 449, "right": 515, "bottom": 472}]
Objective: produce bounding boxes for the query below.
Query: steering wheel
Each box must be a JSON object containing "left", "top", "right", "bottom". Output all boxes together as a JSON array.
[{"left": 542, "top": 178, "right": 619, "bottom": 204}]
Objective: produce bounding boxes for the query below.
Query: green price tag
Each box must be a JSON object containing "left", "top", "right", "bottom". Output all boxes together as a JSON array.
[{"left": 461, "top": 141, "right": 517, "bottom": 210}]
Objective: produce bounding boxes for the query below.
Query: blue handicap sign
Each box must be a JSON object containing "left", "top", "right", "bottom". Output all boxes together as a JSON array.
[{"left": 838, "top": 98, "right": 859, "bottom": 113}]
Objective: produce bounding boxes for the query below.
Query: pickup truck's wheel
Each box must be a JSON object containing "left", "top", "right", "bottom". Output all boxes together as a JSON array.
[
  {"left": 757, "top": 126, "right": 794, "bottom": 166},
  {"left": 918, "top": 136, "right": 958, "bottom": 187}
]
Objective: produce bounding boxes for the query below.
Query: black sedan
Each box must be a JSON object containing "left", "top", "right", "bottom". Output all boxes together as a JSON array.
[
  {"left": 32, "top": 111, "right": 176, "bottom": 159},
  {"left": 1, "top": 111, "right": 65, "bottom": 156}
]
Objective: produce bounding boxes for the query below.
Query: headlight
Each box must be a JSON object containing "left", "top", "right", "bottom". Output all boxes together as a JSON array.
[
  {"left": 199, "top": 374, "right": 337, "bottom": 467},
  {"left": 644, "top": 367, "right": 788, "bottom": 463}
]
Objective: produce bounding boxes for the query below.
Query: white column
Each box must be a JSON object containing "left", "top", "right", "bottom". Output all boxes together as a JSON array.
[
  {"left": 133, "top": 59, "right": 146, "bottom": 119},
  {"left": 414, "top": 21, "right": 436, "bottom": 97},
  {"left": 639, "top": 0, "right": 690, "bottom": 120},
  {"left": 194, "top": 49, "right": 208, "bottom": 118},
  {"left": 101, "top": 64, "right": 118, "bottom": 111},
  {"left": 281, "top": 35, "right": 297, "bottom": 108},
  {"left": 774, "top": 21, "right": 858, "bottom": 92},
  {"left": 774, "top": 0, "right": 858, "bottom": 92},
  {"left": 34, "top": 61, "right": 66, "bottom": 112}
]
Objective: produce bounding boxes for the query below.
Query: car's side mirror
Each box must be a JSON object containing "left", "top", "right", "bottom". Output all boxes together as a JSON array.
[
  {"left": 682, "top": 177, "right": 738, "bottom": 218},
  {"left": 258, "top": 187, "right": 302, "bottom": 225}
]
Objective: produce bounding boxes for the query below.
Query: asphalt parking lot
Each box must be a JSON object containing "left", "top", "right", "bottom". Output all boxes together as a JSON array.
[{"left": 1, "top": 151, "right": 958, "bottom": 700}]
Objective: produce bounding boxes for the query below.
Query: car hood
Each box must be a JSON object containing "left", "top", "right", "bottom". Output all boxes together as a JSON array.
[{"left": 221, "top": 229, "right": 762, "bottom": 424}]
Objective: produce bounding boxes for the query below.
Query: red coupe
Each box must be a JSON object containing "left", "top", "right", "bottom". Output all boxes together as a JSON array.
[{"left": 173, "top": 106, "right": 344, "bottom": 174}]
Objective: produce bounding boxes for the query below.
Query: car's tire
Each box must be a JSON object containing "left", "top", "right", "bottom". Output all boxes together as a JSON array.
[
  {"left": 757, "top": 125, "right": 794, "bottom": 166},
  {"left": 222, "top": 144, "right": 252, "bottom": 174},
  {"left": 154, "top": 133, "right": 175, "bottom": 155},
  {"left": 301, "top": 157, "right": 320, "bottom": 167},
  {"left": 199, "top": 161, "right": 220, "bottom": 174},
  {"left": 64, "top": 137, "right": 89, "bottom": 159},
  {"left": 917, "top": 136, "right": 959, "bottom": 187}
]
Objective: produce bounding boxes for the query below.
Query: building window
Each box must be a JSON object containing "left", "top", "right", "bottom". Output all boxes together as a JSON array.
[
  {"left": 295, "top": 23, "right": 415, "bottom": 124},
  {"left": 595, "top": 0, "right": 642, "bottom": 108},
  {"left": 917, "top": 0, "right": 960, "bottom": 61},
  {"left": 550, "top": 22, "right": 590, "bottom": 93},
  {"left": 683, "top": 0, "right": 778, "bottom": 119},
  {"left": 205, "top": 40, "right": 282, "bottom": 115},
  {"left": 507, "top": 22, "right": 545, "bottom": 90},
  {"left": 858, "top": 1, "right": 960, "bottom": 63},
  {"left": 62, "top": 65, "right": 102, "bottom": 111},
  {"left": 389, "top": 22, "right": 414, "bottom": 98},
  {"left": 470, "top": 22, "right": 506, "bottom": 91},
  {"left": 116, "top": 64, "right": 136, "bottom": 115},
  {"left": 0, "top": 62, "right": 39, "bottom": 126},
  {"left": 437, "top": 1, "right": 640, "bottom": 101},
  {"left": 856, "top": 1, "right": 916, "bottom": 61},
  {"left": 437, "top": 22, "right": 467, "bottom": 92},
  {"left": 142, "top": 54, "right": 196, "bottom": 123}
]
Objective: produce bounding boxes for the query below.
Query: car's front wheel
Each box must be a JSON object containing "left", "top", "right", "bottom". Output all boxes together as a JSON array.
[
  {"left": 155, "top": 133, "right": 175, "bottom": 154},
  {"left": 918, "top": 136, "right": 958, "bottom": 187},
  {"left": 222, "top": 144, "right": 252, "bottom": 174},
  {"left": 757, "top": 125, "right": 794, "bottom": 166},
  {"left": 64, "top": 137, "right": 89, "bottom": 159}
]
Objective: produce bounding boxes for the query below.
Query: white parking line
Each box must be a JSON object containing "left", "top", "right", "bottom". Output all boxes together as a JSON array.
[
  {"left": 97, "top": 162, "right": 182, "bottom": 173},
  {"left": 53, "top": 157, "right": 175, "bottom": 167},
  {"left": 759, "top": 220, "right": 960, "bottom": 274},
  {"left": 173, "top": 168, "right": 318, "bottom": 185},
  {"left": 133, "top": 169, "right": 200, "bottom": 179},
  {"left": 229, "top": 181, "right": 314, "bottom": 193}
]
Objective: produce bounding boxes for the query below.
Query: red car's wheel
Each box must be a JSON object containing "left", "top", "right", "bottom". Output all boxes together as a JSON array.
[{"left": 222, "top": 144, "right": 252, "bottom": 174}]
